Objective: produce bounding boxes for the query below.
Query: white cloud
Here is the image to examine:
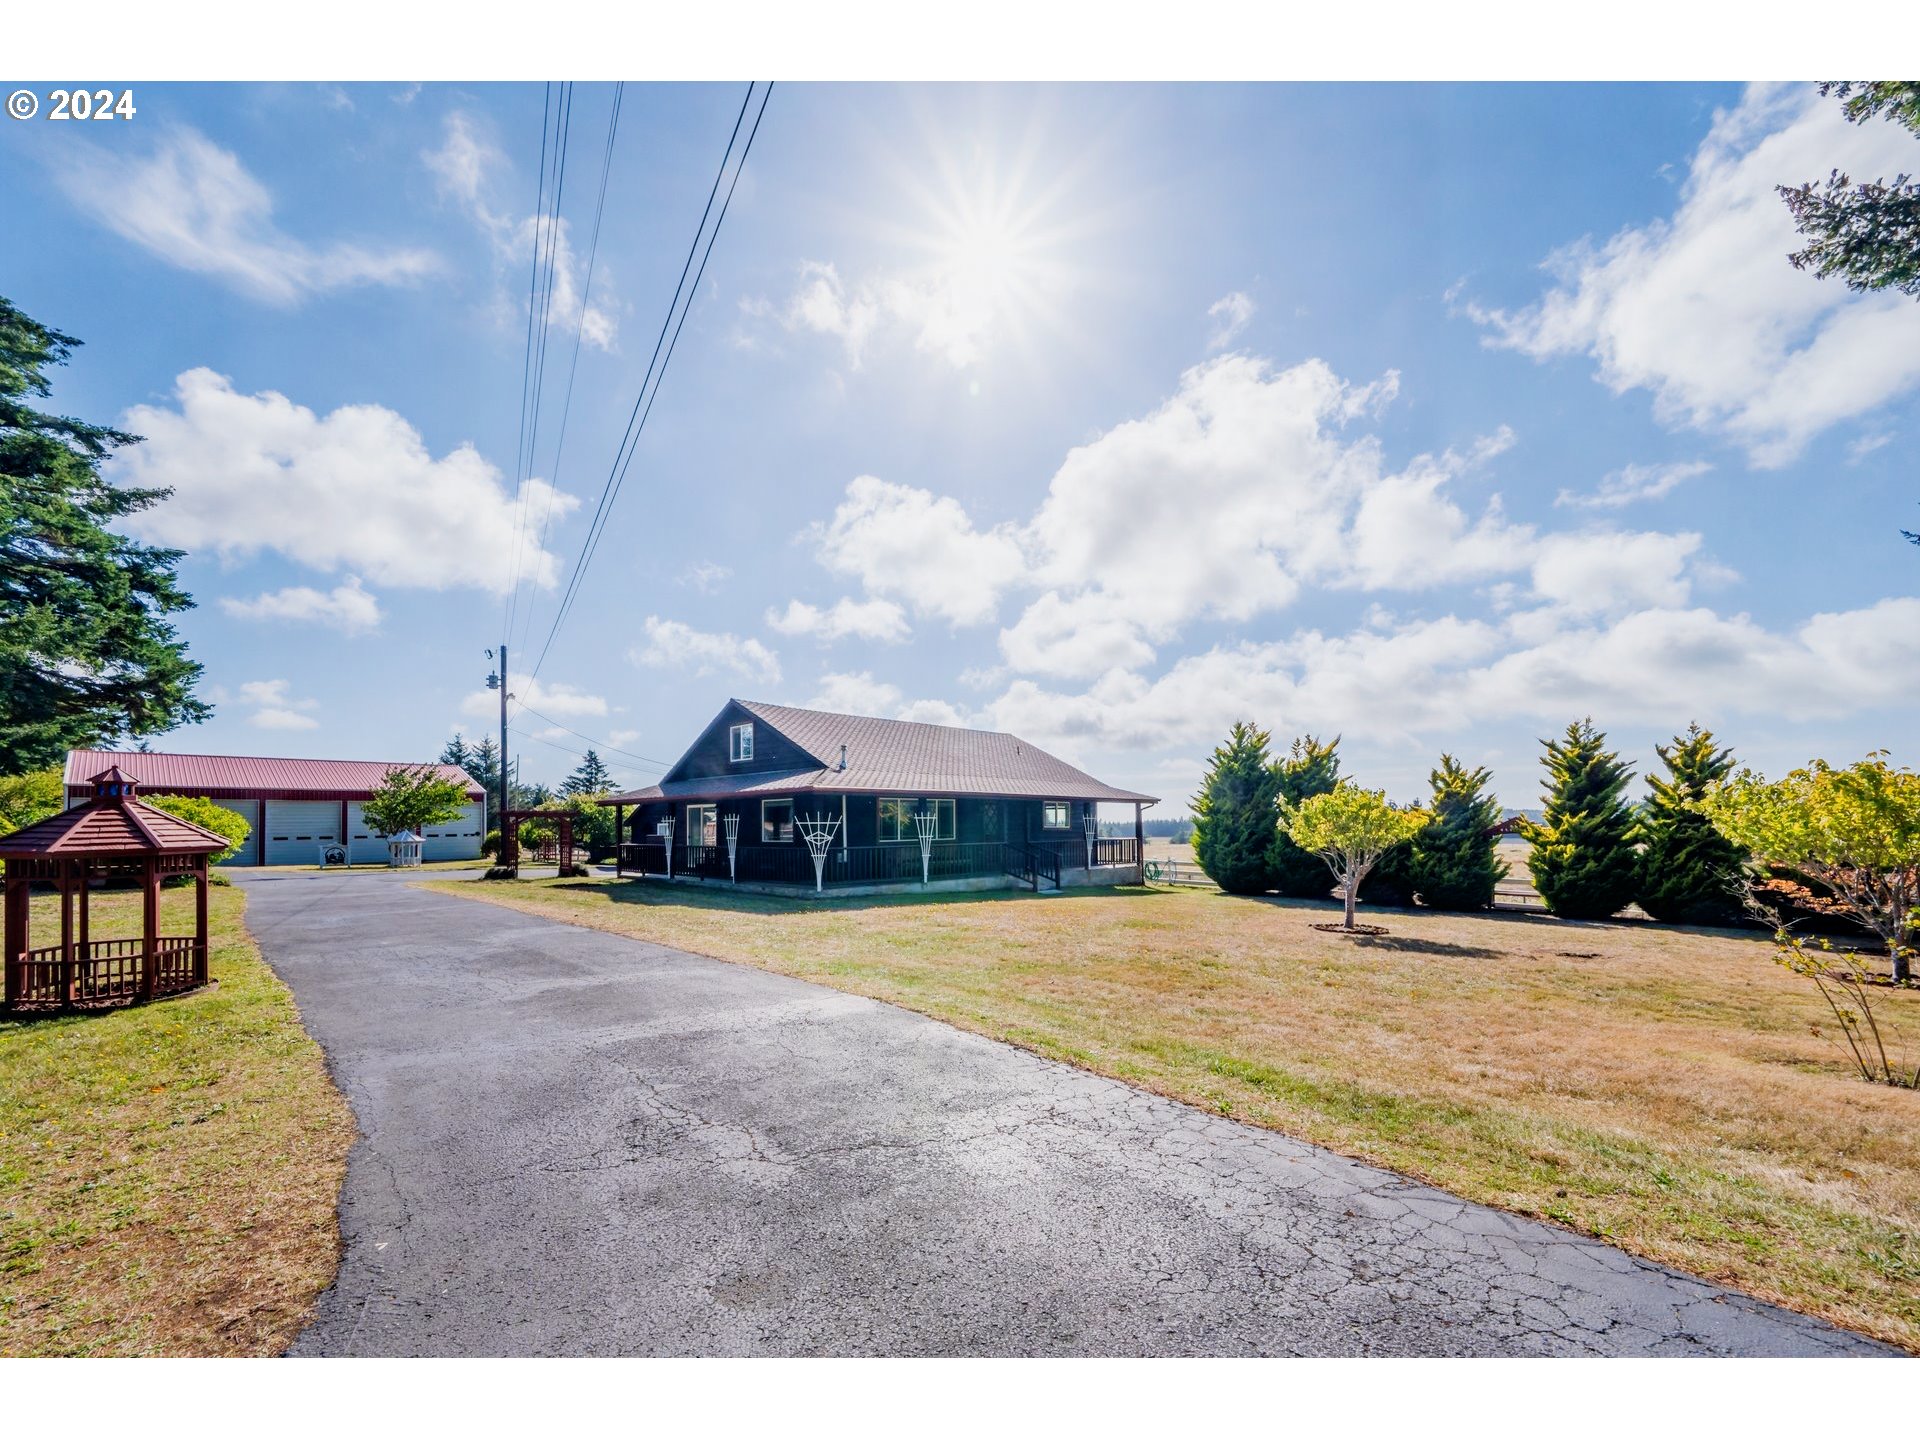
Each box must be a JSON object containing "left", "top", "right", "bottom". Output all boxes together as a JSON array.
[
  {"left": 806, "top": 672, "right": 902, "bottom": 715},
  {"left": 998, "top": 591, "right": 1156, "bottom": 679},
  {"left": 1528, "top": 530, "right": 1706, "bottom": 615},
  {"left": 114, "top": 369, "right": 577, "bottom": 593},
  {"left": 219, "top": 577, "right": 381, "bottom": 634},
  {"left": 1848, "top": 432, "right": 1894, "bottom": 464},
  {"left": 425, "top": 112, "right": 617, "bottom": 349},
  {"left": 632, "top": 618, "right": 780, "bottom": 685},
  {"left": 239, "top": 678, "right": 320, "bottom": 730},
  {"left": 982, "top": 597, "right": 1920, "bottom": 758},
  {"left": 1206, "top": 290, "right": 1256, "bottom": 349},
  {"left": 805, "top": 475, "right": 1028, "bottom": 627},
  {"left": 742, "top": 259, "right": 1001, "bottom": 370},
  {"left": 1465, "top": 84, "right": 1920, "bottom": 466},
  {"left": 805, "top": 672, "right": 971, "bottom": 727},
  {"left": 56, "top": 128, "right": 438, "bottom": 305},
  {"left": 677, "top": 561, "right": 732, "bottom": 594},
  {"left": 460, "top": 673, "right": 608, "bottom": 727},
  {"left": 1556, "top": 460, "right": 1713, "bottom": 509},
  {"left": 765, "top": 596, "right": 910, "bottom": 644}
]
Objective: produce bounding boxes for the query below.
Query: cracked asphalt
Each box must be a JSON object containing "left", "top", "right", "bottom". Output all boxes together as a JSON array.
[{"left": 239, "top": 869, "right": 1893, "bottom": 1357}]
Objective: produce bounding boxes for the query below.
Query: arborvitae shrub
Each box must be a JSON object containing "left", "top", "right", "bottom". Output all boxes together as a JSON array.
[
  {"left": 1410, "top": 754, "right": 1506, "bottom": 911},
  {"left": 1636, "top": 724, "right": 1747, "bottom": 927},
  {"left": 1192, "top": 722, "right": 1282, "bottom": 895},
  {"left": 1268, "top": 734, "right": 1342, "bottom": 897},
  {"left": 1526, "top": 719, "right": 1639, "bottom": 920}
]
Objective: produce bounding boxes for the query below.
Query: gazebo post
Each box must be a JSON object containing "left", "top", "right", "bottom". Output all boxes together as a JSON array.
[
  {"left": 60, "top": 859, "right": 76, "bottom": 1006},
  {"left": 3, "top": 867, "right": 24, "bottom": 1008},
  {"left": 195, "top": 855, "right": 210, "bottom": 987},
  {"left": 140, "top": 855, "right": 159, "bottom": 1003},
  {"left": 78, "top": 858, "right": 90, "bottom": 952}
]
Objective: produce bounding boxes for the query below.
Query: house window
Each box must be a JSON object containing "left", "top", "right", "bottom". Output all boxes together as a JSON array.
[
  {"left": 687, "top": 804, "right": 717, "bottom": 850},
  {"left": 729, "top": 723, "right": 754, "bottom": 763},
  {"left": 879, "top": 797, "right": 954, "bottom": 842},
  {"left": 1042, "top": 801, "right": 1072, "bottom": 830},
  {"left": 762, "top": 797, "right": 793, "bottom": 843}
]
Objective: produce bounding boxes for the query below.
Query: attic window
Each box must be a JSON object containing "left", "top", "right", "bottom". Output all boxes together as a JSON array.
[{"left": 729, "top": 723, "right": 754, "bottom": 763}]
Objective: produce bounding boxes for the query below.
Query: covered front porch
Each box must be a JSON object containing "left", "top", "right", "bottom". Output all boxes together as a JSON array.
[{"left": 612, "top": 792, "right": 1144, "bottom": 893}]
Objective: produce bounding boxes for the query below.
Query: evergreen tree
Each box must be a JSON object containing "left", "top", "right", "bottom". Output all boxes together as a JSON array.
[
  {"left": 562, "top": 748, "right": 614, "bottom": 796},
  {"left": 1637, "top": 724, "right": 1747, "bottom": 926},
  {"left": 1356, "top": 828, "right": 1419, "bottom": 907},
  {"left": 2, "top": 296, "right": 209, "bottom": 769},
  {"left": 467, "top": 736, "right": 502, "bottom": 801},
  {"left": 1192, "top": 722, "right": 1282, "bottom": 895},
  {"left": 1269, "top": 734, "right": 1341, "bottom": 897},
  {"left": 1526, "top": 719, "right": 1639, "bottom": 920},
  {"left": 439, "top": 734, "right": 473, "bottom": 770},
  {"left": 1409, "top": 754, "right": 1507, "bottom": 911}
]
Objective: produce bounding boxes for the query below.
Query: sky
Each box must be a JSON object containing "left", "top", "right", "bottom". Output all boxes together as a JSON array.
[{"left": 3, "top": 80, "right": 1917, "bottom": 813}]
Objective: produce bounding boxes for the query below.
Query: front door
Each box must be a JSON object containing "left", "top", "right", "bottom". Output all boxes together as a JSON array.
[{"left": 687, "top": 804, "right": 717, "bottom": 858}]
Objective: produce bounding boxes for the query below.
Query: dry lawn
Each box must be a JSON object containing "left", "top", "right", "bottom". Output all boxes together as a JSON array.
[
  {"left": 0, "top": 884, "right": 353, "bottom": 1356},
  {"left": 435, "top": 875, "right": 1920, "bottom": 1350}
]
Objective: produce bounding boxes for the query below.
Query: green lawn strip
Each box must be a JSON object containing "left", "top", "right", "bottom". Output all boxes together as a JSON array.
[{"left": 0, "top": 886, "right": 353, "bottom": 1356}]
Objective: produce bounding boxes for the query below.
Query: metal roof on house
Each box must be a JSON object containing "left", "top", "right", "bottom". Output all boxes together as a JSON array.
[
  {"left": 2, "top": 767, "right": 232, "bottom": 856},
  {"left": 62, "top": 749, "right": 485, "bottom": 801},
  {"left": 602, "top": 700, "right": 1158, "bottom": 806}
]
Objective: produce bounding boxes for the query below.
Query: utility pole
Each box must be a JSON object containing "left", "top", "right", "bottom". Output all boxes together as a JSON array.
[{"left": 487, "top": 645, "right": 512, "bottom": 873}]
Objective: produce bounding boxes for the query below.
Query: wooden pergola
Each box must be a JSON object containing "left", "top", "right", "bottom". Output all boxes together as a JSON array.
[{"left": 1, "top": 766, "right": 230, "bottom": 1011}]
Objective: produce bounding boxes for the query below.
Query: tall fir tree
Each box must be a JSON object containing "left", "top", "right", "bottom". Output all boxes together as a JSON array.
[
  {"left": 1192, "top": 722, "right": 1282, "bottom": 895},
  {"left": 1526, "top": 719, "right": 1639, "bottom": 920},
  {"left": 1636, "top": 724, "right": 1747, "bottom": 926},
  {"left": 439, "top": 734, "right": 474, "bottom": 770},
  {"left": 1409, "top": 754, "right": 1507, "bottom": 911},
  {"left": 1268, "top": 734, "right": 1342, "bottom": 897},
  {"left": 2, "top": 296, "right": 209, "bottom": 770},
  {"left": 562, "top": 748, "right": 615, "bottom": 796},
  {"left": 466, "top": 736, "right": 502, "bottom": 801}
]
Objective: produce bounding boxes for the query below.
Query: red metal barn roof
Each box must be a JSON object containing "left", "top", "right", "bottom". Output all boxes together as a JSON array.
[{"left": 63, "top": 749, "right": 485, "bottom": 802}]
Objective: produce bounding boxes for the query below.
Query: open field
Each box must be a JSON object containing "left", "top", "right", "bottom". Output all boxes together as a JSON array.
[
  {"left": 435, "top": 875, "right": 1920, "bottom": 1350},
  {"left": 0, "top": 885, "right": 353, "bottom": 1356}
]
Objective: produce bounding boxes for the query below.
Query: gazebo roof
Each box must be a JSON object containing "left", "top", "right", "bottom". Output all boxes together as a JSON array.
[{"left": 0, "top": 766, "right": 231, "bottom": 858}]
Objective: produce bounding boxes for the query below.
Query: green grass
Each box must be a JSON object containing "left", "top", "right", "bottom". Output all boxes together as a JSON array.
[{"left": 0, "top": 885, "right": 352, "bottom": 1356}]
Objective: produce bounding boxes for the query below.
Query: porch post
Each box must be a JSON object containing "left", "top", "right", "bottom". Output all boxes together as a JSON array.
[
  {"left": 195, "top": 857, "right": 210, "bottom": 987},
  {"left": 614, "top": 804, "right": 625, "bottom": 875},
  {"left": 1134, "top": 802, "right": 1145, "bottom": 884},
  {"left": 140, "top": 856, "right": 159, "bottom": 1002}
]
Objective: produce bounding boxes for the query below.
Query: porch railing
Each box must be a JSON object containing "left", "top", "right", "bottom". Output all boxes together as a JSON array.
[
  {"left": 621, "top": 839, "right": 1013, "bottom": 887},
  {"left": 9, "top": 936, "right": 207, "bottom": 1007}
]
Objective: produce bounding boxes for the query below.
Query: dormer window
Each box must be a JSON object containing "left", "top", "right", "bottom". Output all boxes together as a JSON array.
[{"left": 729, "top": 723, "right": 754, "bottom": 764}]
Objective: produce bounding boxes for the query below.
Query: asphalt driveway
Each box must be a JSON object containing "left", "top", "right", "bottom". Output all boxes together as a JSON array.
[{"left": 239, "top": 869, "right": 1891, "bottom": 1357}]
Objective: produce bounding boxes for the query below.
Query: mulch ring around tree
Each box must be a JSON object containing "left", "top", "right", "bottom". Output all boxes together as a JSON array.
[{"left": 1310, "top": 922, "right": 1392, "bottom": 936}]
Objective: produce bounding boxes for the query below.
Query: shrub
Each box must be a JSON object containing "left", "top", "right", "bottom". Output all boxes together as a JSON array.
[
  {"left": 1269, "top": 734, "right": 1342, "bottom": 897},
  {"left": 1284, "top": 785, "right": 1429, "bottom": 931},
  {"left": 1410, "top": 754, "right": 1506, "bottom": 911},
  {"left": 1526, "top": 719, "right": 1638, "bottom": 920},
  {"left": 144, "top": 792, "right": 249, "bottom": 864},
  {"left": 1356, "top": 837, "right": 1418, "bottom": 907},
  {"left": 1192, "top": 722, "right": 1282, "bottom": 895},
  {"left": 0, "top": 767, "right": 63, "bottom": 836},
  {"left": 1637, "top": 724, "right": 1746, "bottom": 926}
]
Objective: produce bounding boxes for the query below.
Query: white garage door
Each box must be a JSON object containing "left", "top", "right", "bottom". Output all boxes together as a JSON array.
[
  {"left": 211, "top": 798, "right": 259, "bottom": 866},
  {"left": 263, "top": 800, "right": 342, "bottom": 866},
  {"left": 345, "top": 803, "right": 389, "bottom": 865},
  {"left": 421, "top": 801, "right": 484, "bottom": 861}
]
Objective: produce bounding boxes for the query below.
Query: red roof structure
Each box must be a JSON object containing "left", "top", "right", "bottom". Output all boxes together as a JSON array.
[
  {"left": 4, "top": 767, "right": 227, "bottom": 1010},
  {"left": 62, "top": 749, "right": 484, "bottom": 802}
]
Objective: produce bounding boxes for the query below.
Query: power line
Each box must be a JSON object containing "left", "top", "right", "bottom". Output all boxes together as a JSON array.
[
  {"left": 528, "top": 80, "right": 773, "bottom": 685},
  {"left": 504, "top": 81, "right": 575, "bottom": 645},
  {"left": 513, "top": 81, "right": 623, "bottom": 658},
  {"left": 507, "top": 700, "right": 671, "bottom": 772}
]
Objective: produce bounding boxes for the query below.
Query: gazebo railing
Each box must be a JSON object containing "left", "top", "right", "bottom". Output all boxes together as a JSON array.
[{"left": 10, "top": 935, "right": 207, "bottom": 1007}]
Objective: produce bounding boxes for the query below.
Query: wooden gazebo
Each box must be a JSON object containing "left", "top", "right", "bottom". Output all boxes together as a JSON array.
[{"left": 1, "top": 765, "right": 230, "bottom": 1011}]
